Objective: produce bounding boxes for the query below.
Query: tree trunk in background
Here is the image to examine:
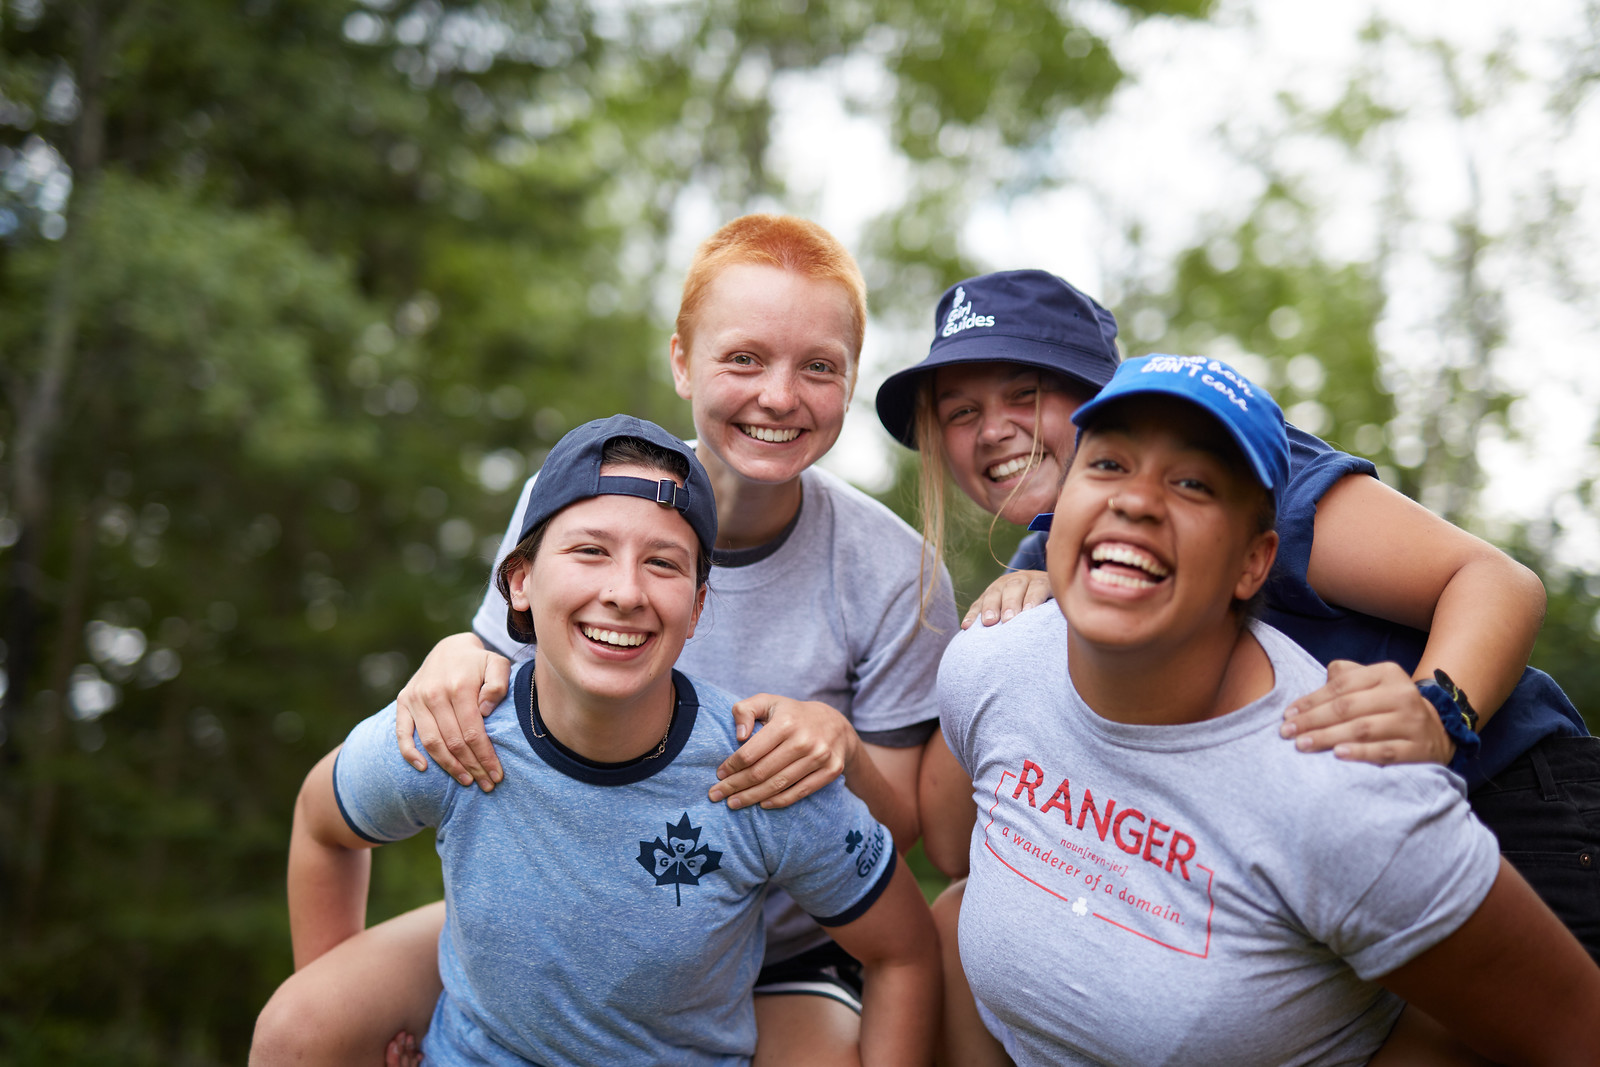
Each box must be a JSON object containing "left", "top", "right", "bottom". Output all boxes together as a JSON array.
[{"left": 1, "top": 0, "right": 108, "bottom": 929}]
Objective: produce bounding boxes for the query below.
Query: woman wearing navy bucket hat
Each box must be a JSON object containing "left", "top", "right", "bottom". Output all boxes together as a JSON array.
[{"left": 881, "top": 271, "right": 1600, "bottom": 1060}]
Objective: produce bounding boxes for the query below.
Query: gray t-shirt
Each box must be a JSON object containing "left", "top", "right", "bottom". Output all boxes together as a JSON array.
[
  {"left": 940, "top": 605, "right": 1500, "bottom": 1067},
  {"left": 473, "top": 463, "right": 957, "bottom": 963},
  {"left": 335, "top": 664, "right": 896, "bottom": 1066}
]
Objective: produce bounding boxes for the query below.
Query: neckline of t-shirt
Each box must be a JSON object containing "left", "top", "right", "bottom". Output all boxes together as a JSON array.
[
  {"left": 1063, "top": 620, "right": 1291, "bottom": 752},
  {"left": 711, "top": 486, "right": 804, "bottom": 569},
  {"left": 700, "top": 469, "right": 822, "bottom": 590},
  {"left": 513, "top": 660, "right": 701, "bottom": 785}
]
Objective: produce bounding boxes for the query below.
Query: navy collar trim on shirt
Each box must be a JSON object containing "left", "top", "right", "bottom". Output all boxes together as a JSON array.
[
  {"left": 514, "top": 660, "right": 700, "bottom": 785},
  {"left": 710, "top": 487, "right": 803, "bottom": 569}
]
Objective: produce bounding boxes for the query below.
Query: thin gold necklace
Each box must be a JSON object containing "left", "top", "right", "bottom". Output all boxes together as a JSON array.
[{"left": 528, "top": 671, "right": 674, "bottom": 759}]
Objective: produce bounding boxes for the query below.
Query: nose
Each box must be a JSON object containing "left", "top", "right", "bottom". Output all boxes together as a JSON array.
[
  {"left": 1109, "top": 469, "right": 1164, "bottom": 522},
  {"left": 975, "top": 406, "right": 1018, "bottom": 447},
  {"left": 758, "top": 368, "right": 799, "bottom": 417},
  {"left": 602, "top": 564, "right": 648, "bottom": 613}
]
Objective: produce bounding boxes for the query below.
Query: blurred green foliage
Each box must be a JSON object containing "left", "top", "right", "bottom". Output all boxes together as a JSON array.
[{"left": 0, "top": 0, "right": 1213, "bottom": 1061}]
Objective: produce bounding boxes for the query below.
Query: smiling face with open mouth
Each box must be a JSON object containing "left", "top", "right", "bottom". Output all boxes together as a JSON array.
[
  {"left": 507, "top": 464, "right": 706, "bottom": 713},
  {"left": 933, "top": 362, "right": 1094, "bottom": 527},
  {"left": 1045, "top": 397, "right": 1277, "bottom": 657},
  {"left": 670, "top": 262, "right": 856, "bottom": 489}
]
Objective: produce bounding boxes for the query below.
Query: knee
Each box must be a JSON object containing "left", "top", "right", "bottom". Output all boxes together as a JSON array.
[{"left": 251, "top": 973, "right": 348, "bottom": 1067}]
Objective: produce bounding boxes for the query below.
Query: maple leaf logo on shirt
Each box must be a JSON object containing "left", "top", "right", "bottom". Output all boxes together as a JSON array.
[{"left": 637, "top": 812, "right": 723, "bottom": 905}]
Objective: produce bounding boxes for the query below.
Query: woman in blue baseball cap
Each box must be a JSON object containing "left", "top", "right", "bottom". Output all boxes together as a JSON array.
[
  {"left": 253, "top": 416, "right": 939, "bottom": 1066},
  {"left": 885, "top": 270, "right": 1599, "bottom": 1059},
  {"left": 935, "top": 355, "right": 1600, "bottom": 1066}
]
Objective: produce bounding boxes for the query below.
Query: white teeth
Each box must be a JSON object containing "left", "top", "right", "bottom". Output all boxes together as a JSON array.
[
  {"left": 742, "top": 425, "right": 801, "bottom": 443},
  {"left": 581, "top": 625, "right": 647, "bottom": 648},
  {"left": 987, "top": 456, "right": 1034, "bottom": 481},
  {"left": 1092, "top": 569, "right": 1159, "bottom": 590},
  {"left": 1090, "top": 543, "right": 1170, "bottom": 578}
]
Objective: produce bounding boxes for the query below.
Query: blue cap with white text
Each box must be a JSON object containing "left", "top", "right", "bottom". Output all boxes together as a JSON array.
[
  {"left": 1071, "top": 354, "right": 1289, "bottom": 499},
  {"left": 519, "top": 415, "right": 717, "bottom": 555}
]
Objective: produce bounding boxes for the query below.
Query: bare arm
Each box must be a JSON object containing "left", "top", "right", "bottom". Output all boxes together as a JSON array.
[
  {"left": 710, "top": 696, "right": 922, "bottom": 850},
  {"left": 393, "top": 631, "right": 512, "bottom": 791},
  {"left": 918, "top": 729, "right": 976, "bottom": 879},
  {"left": 824, "top": 859, "right": 941, "bottom": 1067},
  {"left": 287, "top": 747, "right": 380, "bottom": 969},
  {"left": 1377, "top": 857, "right": 1600, "bottom": 1065},
  {"left": 1284, "top": 474, "right": 1546, "bottom": 761}
]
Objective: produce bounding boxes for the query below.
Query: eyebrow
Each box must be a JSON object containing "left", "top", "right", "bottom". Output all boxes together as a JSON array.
[
  {"left": 935, "top": 366, "right": 1036, "bottom": 403},
  {"left": 1083, "top": 420, "right": 1237, "bottom": 465},
  {"left": 572, "top": 529, "right": 692, "bottom": 555}
]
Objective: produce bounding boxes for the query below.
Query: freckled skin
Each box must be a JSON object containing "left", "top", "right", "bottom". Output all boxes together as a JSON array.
[{"left": 669, "top": 263, "right": 856, "bottom": 489}]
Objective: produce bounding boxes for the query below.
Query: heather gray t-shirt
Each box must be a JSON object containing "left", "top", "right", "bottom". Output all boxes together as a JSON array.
[
  {"left": 940, "top": 606, "right": 1500, "bottom": 1067},
  {"left": 474, "top": 463, "right": 957, "bottom": 963}
]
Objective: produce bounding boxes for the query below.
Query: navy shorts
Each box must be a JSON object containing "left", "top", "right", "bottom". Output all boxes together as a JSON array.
[
  {"left": 1469, "top": 734, "right": 1600, "bottom": 963},
  {"left": 752, "top": 942, "right": 864, "bottom": 1013}
]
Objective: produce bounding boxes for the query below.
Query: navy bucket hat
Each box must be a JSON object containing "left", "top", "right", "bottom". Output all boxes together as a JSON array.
[
  {"left": 518, "top": 414, "right": 718, "bottom": 555},
  {"left": 874, "top": 270, "right": 1122, "bottom": 448}
]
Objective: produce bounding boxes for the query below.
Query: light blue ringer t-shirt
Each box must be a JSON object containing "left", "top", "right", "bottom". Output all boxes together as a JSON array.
[{"left": 333, "top": 664, "right": 896, "bottom": 1066}]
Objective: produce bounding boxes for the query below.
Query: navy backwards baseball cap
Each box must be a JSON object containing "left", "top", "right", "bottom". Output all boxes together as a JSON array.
[
  {"left": 875, "top": 270, "right": 1121, "bottom": 448},
  {"left": 1072, "top": 354, "right": 1289, "bottom": 500},
  {"left": 519, "top": 415, "right": 717, "bottom": 555}
]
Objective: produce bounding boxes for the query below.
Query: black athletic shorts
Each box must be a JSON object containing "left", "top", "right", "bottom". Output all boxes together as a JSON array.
[{"left": 751, "top": 942, "right": 865, "bottom": 1013}]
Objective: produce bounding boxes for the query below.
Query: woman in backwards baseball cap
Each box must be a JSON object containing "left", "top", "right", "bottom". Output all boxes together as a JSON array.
[
  {"left": 887, "top": 271, "right": 1599, "bottom": 1061},
  {"left": 256, "top": 416, "right": 938, "bottom": 1066}
]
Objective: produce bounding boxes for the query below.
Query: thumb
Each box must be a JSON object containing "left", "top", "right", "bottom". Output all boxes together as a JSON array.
[
  {"left": 729, "top": 694, "right": 777, "bottom": 742},
  {"left": 479, "top": 655, "right": 511, "bottom": 716},
  {"left": 1325, "top": 659, "right": 1360, "bottom": 681}
]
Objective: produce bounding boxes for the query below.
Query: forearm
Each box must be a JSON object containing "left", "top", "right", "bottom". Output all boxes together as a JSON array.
[
  {"left": 286, "top": 751, "right": 376, "bottom": 969},
  {"left": 1415, "top": 555, "right": 1545, "bottom": 725},
  {"left": 858, "top": 951, "right": 941, "bottom": 1067},
  {"left": 288, "top": 814, "right": 372, "bottom": 969},
  {"left": 918, "top": 731, "right": 975, "bottom": 878},
  {"left": 844, "top": 740, "right": 921, "bottom": 852}
]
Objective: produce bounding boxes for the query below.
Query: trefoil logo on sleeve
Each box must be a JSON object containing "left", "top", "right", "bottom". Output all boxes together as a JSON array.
[{"left": 637, "top": 812, "right": 723, "bottom": 905}]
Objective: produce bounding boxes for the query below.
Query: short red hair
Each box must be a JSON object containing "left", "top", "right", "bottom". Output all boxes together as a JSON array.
[{"left": 675, "top": 214, "right": 867, "bottom": 376}]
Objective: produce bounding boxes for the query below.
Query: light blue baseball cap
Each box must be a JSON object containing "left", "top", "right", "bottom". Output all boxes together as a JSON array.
[{"left": 1071, "top": 354, "right": 1289, "bottom": 498}]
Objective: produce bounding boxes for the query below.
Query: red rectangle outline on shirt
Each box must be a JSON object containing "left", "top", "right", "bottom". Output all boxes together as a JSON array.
[{"left": 980, "top": 770, "right": 1216, "bottom": 958}]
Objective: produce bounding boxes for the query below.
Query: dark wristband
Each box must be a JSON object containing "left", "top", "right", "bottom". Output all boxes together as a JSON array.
[{"left": 1416, "top": 668, "right": 1481, "bottom": 772}]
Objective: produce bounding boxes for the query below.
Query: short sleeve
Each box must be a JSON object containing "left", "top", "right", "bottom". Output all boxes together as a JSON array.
[
  {"left": 332, "top": 705, "right": 454, "bottom": 844},
  {"left": 759, "top": 778, "right": 897, "bottom": 927},
  {"left": 1265, "top": 427, "right": 1378, "bottom": 619},
  {"left": 847, "top": 553, "right": 958, "bottom": 744},
  {"left": 469, "top": 473, "right": 539, "bottom": 658},
  {"left": 1299, "top": 766, "right": 1499, "bottom": 980}
]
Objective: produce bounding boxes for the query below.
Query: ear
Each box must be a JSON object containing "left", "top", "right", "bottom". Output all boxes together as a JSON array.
[
  {"left": 669, "top": 333, "right": 693, "bottom": 401},
  {"left": 684, "top": 582, "right": 708, "bottom": 640},
  {"left": 506, "top": 557, "right": 534, "bottom": 611},
  {"left": 1232, "top": 528, "right": 1278, "bottom": 602}
]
